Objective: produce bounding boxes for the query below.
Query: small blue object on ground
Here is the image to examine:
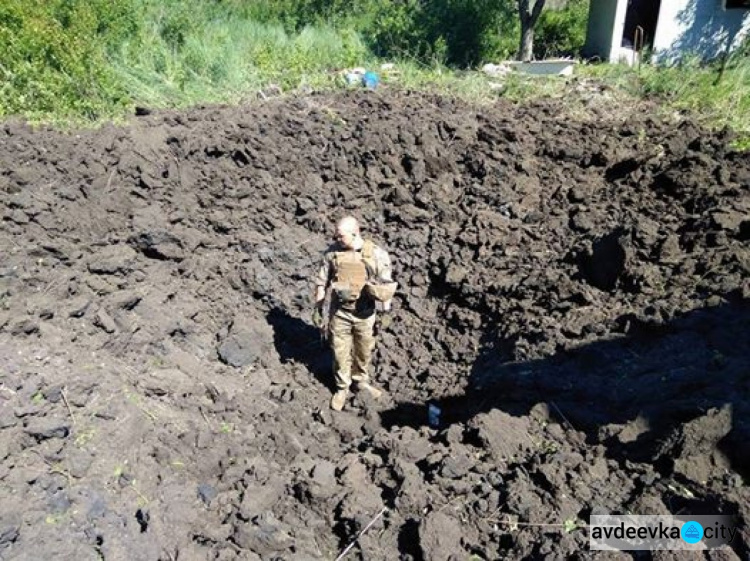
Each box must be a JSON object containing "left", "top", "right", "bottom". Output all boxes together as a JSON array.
[
  {"left": 428, "top": 403, "right": 441, "bottom": 428},
  {"left": 362, "top": 71, "right": 379, "bottom": 89}
]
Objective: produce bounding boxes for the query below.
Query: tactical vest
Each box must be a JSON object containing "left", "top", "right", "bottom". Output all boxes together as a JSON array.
[{"left": 332, "top": 240, "right": 376, "bottom": 309}]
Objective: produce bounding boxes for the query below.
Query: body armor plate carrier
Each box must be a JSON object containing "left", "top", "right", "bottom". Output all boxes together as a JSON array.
[{"left": 332, "top": 240, "right": 376, "bottom": 309}]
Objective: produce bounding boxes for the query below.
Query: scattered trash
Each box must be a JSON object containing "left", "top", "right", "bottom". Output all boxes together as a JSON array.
[
  {"left": 197, "top": 483, "right": 217, "bottom": 506},
  {"left": 428, "top": 402, "right": 441, "bottom": 428},
  {"left": 335, "top": 506, "right": 388, "bottom": 561},
  {"left": 482, "top": 63, "right": 512, "bottom": 78},
  {"left": 482, "top": 59, "right": 577, "bottom": 78},
  {"left": 362, "top": 71, "right": 380, "bottom": 89},
  {"left": 344, "top": 67, "right": 366, "bottom": 86},
  {"left": 342, "top": 68, "right": 382, "bottom": 89}
]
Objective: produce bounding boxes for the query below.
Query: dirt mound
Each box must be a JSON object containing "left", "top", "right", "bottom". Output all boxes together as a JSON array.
[{"left": 1, "top": 90, "right": 749, "bottom": 560}]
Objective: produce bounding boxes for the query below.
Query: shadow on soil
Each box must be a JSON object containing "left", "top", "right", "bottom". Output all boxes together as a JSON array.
[
  {"left": 381, "top": 299, "right": 750, "bottom": 482},
  {"left": 267, "top": 307, "right": 335, "bottom": 391}
]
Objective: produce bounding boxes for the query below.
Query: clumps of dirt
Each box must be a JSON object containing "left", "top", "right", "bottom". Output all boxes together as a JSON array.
[{"left": 1, "top": 89, "right": 749, "bottom": 560}]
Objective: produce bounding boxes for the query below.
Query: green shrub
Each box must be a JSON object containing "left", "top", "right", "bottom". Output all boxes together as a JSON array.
[
  {"left": 365, "top": 0, "right": 518, "bottom": 66},
  {"left": 0, "top": 0, "right": 134, "bottom": 121},
  {"left": 110, "top": 3, "right": 371, "bottom": 108},
  {"left": 534, "top": 0, "right": 589, "bottom": 58},
  {"left": 215, "top": 0, "right": 522, "bottom": 66}
]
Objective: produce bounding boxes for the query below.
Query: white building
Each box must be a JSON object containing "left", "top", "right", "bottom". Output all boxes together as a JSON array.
[{"left": 584, "top": 0, "right": 750, "bottom": 64}]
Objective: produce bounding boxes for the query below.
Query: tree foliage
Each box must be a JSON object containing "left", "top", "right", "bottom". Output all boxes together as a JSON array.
[
  {"left": 0, "top": 0, "right": 592, "bottom": 121},
  {"left": 534, "top": 0, "right": 589, "bottom": 59},
  {"left": 0, "top": 0, "right": 135, "bottom": 119}
]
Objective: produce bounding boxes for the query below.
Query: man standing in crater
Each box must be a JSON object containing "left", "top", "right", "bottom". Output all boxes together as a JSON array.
[{"left": 313, "top": 216, "right": 397, "bottom": 411}]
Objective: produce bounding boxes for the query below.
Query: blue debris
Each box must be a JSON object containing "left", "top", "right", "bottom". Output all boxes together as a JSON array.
[{"left": 362, "top": 71, "right": 380, "bottom": 89}]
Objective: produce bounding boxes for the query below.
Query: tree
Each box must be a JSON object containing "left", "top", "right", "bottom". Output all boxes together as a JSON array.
[{"left": 517, "top": 0, "right": 547, "bottom": 60}]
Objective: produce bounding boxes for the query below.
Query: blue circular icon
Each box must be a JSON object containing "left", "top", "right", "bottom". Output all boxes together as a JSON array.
[{"left": 681, "top": 521, "right": 704, "bottom": 544}]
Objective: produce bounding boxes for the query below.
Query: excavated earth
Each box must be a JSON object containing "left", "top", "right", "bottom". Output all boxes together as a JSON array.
[{"left": 1, "top": 89, "right": 749, "bottom": 561}]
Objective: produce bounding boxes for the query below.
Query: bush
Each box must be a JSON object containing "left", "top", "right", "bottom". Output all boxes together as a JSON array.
[
  {"left": 218, "top": 0, "right": 521, "bottom": 66},
  {"left": 110, "top": 1, "right": 371, "bottom": 107},
  {"left": 366, "top": 0, "right": 518, "bottom": 66},
  {"left": 0, "top": 0, "right": 594, "bottom": 122},
  {"left": 0, "top": 0, "right": 135, "bottom": 120},
  {"left": 220, "top": 0, "right": 379, "bottom": 31},
  {"left": 534, "top": 0, "right": 589, "bottom": 59}
]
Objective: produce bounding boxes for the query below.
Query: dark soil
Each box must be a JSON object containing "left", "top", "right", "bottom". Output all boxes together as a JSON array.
[{"left": 1, "top": 89, "right": 749, "bottom": 561}]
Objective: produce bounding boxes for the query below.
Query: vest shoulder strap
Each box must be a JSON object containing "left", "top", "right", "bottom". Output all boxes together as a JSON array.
[
  {"left": 362, "top": 239, "right": 374, "bottom": 259},
  {"left": 362, "top": 240, "right": 377, "bottom": 277}
]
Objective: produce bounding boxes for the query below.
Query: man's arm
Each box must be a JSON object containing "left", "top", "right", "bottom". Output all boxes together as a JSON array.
[
  {"left": 313, "top": 254, "right": 331, "bottom": 307},
  {"left": 311, "top": 255, "right": 331, "bottom": 329}
]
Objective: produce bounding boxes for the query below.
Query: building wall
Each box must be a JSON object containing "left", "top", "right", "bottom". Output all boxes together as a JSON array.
[
  {"left": 584, "top": 0, "right": 750, "bottom": 63},
  {"left": 652, "top": 0, "right": 750, "bottom": 62},
  {"left": 583, "top": 0, "right": 628, "bottom": 61}
]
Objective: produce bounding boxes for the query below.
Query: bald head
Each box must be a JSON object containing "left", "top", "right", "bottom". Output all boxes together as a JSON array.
[
  {"left": 335, "top": 216, "right": 363, "bottom": 250},
  {"left": 337, "top": 216, "right": 359, "bottom": 235}
]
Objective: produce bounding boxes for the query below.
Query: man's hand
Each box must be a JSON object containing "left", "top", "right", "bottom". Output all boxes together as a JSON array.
[{"left": 312, "top": 305, "right": 325, "bottom": 329}]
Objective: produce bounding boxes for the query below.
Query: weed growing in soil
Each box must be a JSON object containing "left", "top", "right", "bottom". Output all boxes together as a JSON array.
[
  {"left": 45, "top": 514, "right": 65, "bottom": 525},
  {"left": 74, "top": 427, "right": 96, "bottom": 447},
  {"left": 124, "top": 388, "right": 158, "bottom": 421}
]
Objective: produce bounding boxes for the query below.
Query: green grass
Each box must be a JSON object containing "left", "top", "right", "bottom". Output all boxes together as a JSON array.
[
  {"left": 385, "top": 62, "right": 499, "bottom": 100},
  {"left": 0, "top": 0, "right": 748, "bottom": 149},
  {"left": 111, "top": 17, "right": 370, "bottom": 108},
  {"left": 385, "top": 58, "right": 750, "bottom": 150},
  {"left": 0, "top": 0, "right": 373, "bottom": 122},
  {"left": 383, "top": 61, "right": 577, "bottom": 105},
  {"left": 582, "top": 56, "right": 750, "bottom": 146}
]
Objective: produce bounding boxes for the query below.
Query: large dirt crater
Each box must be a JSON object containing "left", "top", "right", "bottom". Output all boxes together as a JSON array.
[{"left": 1, "top": 90, "right": 748, "bottom": 560}]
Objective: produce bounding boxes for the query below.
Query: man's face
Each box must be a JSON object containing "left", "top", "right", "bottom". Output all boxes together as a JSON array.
[{"left": 335, "top": 225, "right": 357, "bottom": 249}]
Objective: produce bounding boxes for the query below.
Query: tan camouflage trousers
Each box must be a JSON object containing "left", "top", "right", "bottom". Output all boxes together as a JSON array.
[{"left": 329, "top": 309, "right": 377, "bottom": 390}]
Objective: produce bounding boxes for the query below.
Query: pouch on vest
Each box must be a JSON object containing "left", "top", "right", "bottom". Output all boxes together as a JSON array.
[
  {"left": 363, "top": 281, "right": 398, "bottom": 302},
  {"left": 333, "top": 256, "right": 368, "bottom": 307}
]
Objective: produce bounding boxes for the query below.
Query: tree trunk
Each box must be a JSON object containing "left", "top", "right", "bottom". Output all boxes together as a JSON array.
[
  {"left": 519, "top": 23, "right": 534, "bottom": 61},
  {"left": 517, "top": 0, "right": 547, "bottom": 61}
]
